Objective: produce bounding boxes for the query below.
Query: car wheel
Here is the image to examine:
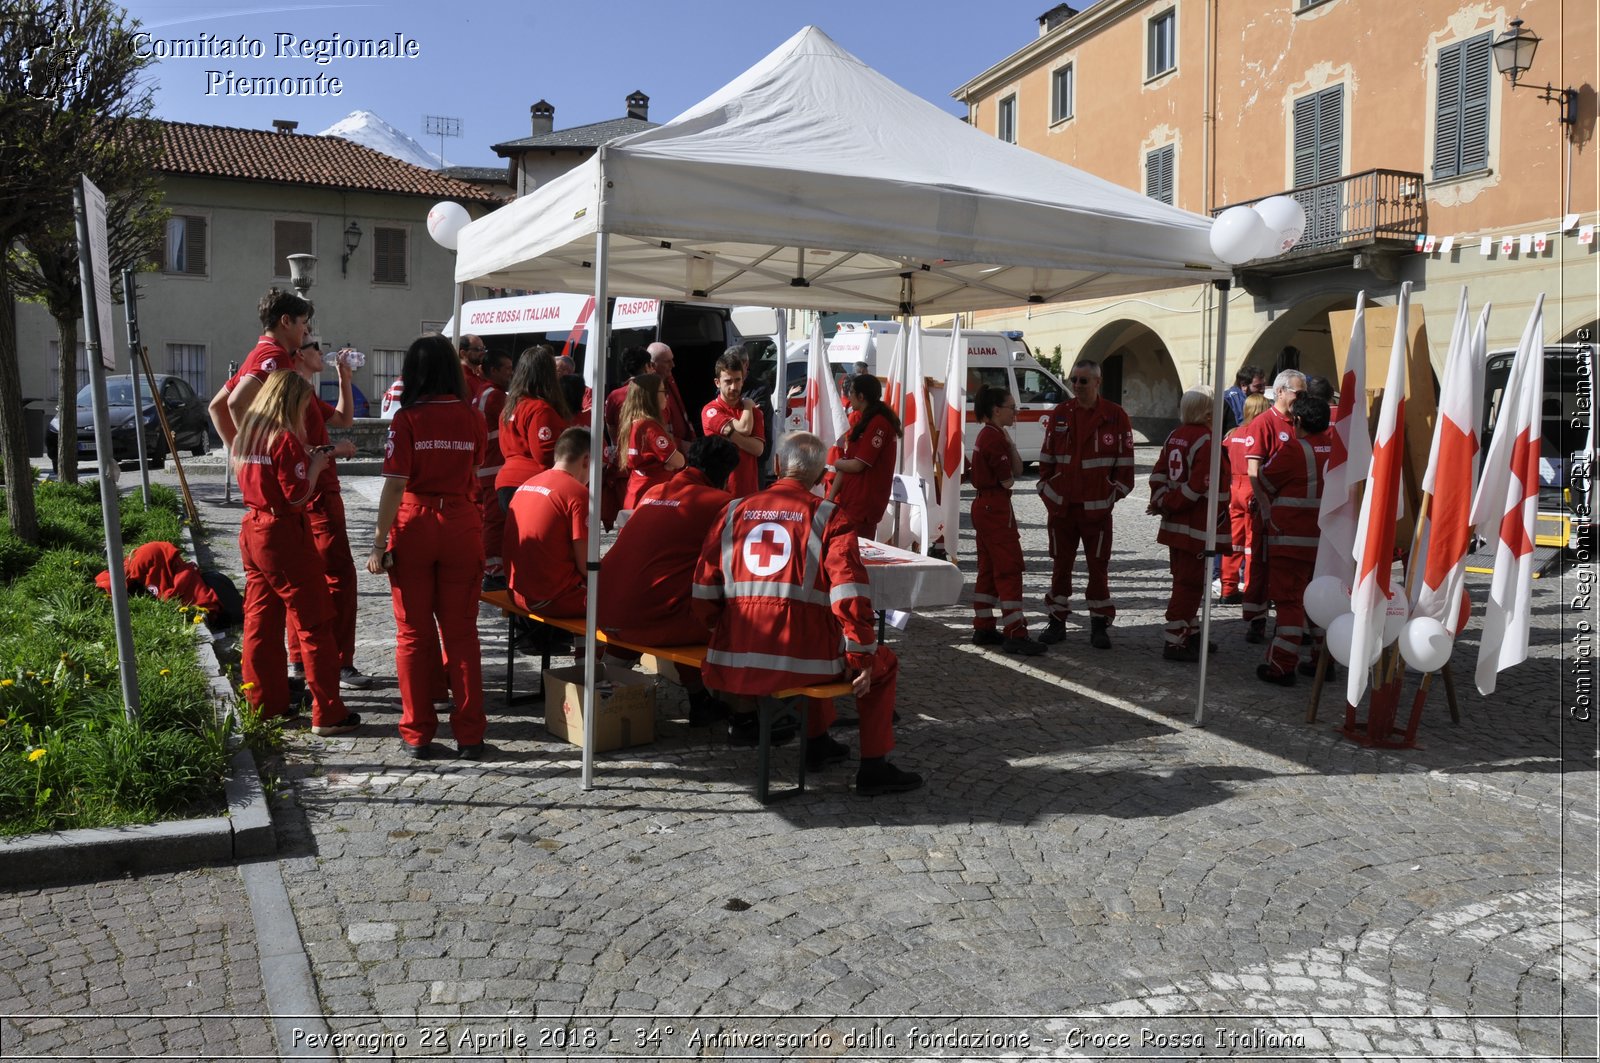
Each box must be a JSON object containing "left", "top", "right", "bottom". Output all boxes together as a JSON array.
[{"left": 147, "top": 440, "right": 168, "bottom": 470}]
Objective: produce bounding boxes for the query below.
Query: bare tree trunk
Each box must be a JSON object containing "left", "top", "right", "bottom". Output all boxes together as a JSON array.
[
  {"left": 0, "top": 269, "right": 40, "bottom": 542},
  {"left": 53, "top": 317, "right": 79, "bottom": 484}
]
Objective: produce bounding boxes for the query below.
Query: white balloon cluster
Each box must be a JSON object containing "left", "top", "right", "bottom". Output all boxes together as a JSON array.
[
  {"left": 426, "top": 201, "right": 472, "bottom": 251},
  {"left": 1303, "top": 573, "right": 1458, "bottom": 673},
  {"left": 1209, "top": 195, "right": 1308, "bottom": 266}
]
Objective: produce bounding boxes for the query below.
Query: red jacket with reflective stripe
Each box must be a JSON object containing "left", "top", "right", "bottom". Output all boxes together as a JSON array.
[
  {"left": 1260, "top": 429, "right": 1342, "bottom": 561},
  {"left": 692, "top": 479, "right": 876, "bottom": 694},
  {"left": 1149, "top": 423, "right": 1225, "bottom": 552},
  {"left": 1037, "top": 397, "right": 1135, "bottom": 513}
]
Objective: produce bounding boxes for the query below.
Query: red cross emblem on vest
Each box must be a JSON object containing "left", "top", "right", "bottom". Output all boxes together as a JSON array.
[{"left": 743, "top": 521, "right": 793, "bottom": 576}]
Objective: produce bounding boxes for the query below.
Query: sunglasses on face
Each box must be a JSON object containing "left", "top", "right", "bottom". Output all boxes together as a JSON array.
[{"left": 1070, "top": 376, "right": 1094, "bottom": 385}]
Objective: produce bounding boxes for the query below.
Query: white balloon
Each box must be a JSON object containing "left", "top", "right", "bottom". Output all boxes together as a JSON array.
[
  {"left": 1398, "top": 616, "right": 1453, "bottom": 672},
  {"left": 426, "top": 201, "right": 471, "bottom": 251},
  {"left": 1209, "top": 205, "right": 1273, "bottom": 265},
  {"left": 1254, "top": 195, "right": 1307, "bottom": 254},
  {"left": 1304, "top": 575, "right": 1351, "bottom": 628},
  {"left": 1383, "top": 595, "right": 1410, "bottom": 646},
  {"left": 1325, "top": 611, "right": 1381, "bottom": 668}
]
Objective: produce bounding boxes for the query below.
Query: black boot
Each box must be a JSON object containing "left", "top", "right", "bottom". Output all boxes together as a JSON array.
[{"left": 1090, "top": 616, "right": 1112, "bottom": 649}]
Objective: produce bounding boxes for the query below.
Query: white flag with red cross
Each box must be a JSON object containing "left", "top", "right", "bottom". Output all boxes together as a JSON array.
[
  {"left": 934, "top": 318, "right": 967, "bottom": 561},
  {"left": 1313, "top": 292, "right": 1370, "bottom": 583},
  {"left": 1346, "top": 282, "right": 1411, "bottom": 707},
  {"left": 1411, "top": 289, "right": 1487, "bottom": 636},
  {"left": 804, "top": 321, "right": 848, "bottom": 444},
  {"left": 1470, "top": 294, "right": 1546, "bottom": 695},
  {"left": 895, "top": 319, "right": 937, "bottom": 549}
]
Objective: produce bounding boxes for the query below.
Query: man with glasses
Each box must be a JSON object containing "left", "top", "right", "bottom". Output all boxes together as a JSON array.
[
  {"left": 458, "top": 334, "right": 490, "bottom": 402},
  {"left": 1241, "top": 369, "right": 1307, "bottom": 643},
  {"left": 1037, "top": 359, "right": 1135, "bottom": 649}
]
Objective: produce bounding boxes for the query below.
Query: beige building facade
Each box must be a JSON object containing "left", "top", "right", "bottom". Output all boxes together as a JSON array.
[{"left": 953, "top": 0, "right": 1597, "bottom": 436}]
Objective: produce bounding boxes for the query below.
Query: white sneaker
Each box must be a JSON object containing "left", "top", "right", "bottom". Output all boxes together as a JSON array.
[{"left": 339, "top": 666, "right": 374, "bottom": 690}]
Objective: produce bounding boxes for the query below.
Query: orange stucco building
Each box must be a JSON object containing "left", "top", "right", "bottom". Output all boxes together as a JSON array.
[{"left": 953, "top": 0, "right": 1596, "bottom": 435}]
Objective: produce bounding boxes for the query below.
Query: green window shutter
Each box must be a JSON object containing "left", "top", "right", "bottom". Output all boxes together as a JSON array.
[
  {"left": 1434, "top": 40, "right": 1463, "bottom": 179},
  {"left": 1292, "top": 94, "right": 1319, "bottom": 188},
  {"left": 1459, "top": 32, "right": 1492, "bottom": 173}
]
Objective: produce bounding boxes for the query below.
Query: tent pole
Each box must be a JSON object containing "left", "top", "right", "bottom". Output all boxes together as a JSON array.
[
  {"left": 773, "top": 312, "right": 789, "bottom": 470},
  {"left": 1194, "top": 277, "right": 1232, "bottom": 726},
  {"left": 449, "top": 281, "right": 464, "bottom": 348},
  {"left": 581, "top": 152, "right": 611, "bottom": 791}
]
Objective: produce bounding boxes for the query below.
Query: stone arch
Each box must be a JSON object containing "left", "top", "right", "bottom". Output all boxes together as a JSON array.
[
  {"left": 1240, "top": 290, "right": 1365, "bottom": 388},
  {"left": 1077, "top": 318, "right": 1183, "bottom": 441}
]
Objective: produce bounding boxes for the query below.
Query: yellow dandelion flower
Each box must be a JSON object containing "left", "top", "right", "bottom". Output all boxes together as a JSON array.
[
  {"left": 0, "top": 679, "right": 12, "bottom": 687},
  {"left": 193, "top": 615, "right": 206, "bottom": 624},
  {"left": 60, "top": 653, "right": 69, "bottom": 660},
  {"left": 27, "top": 748, "right": 45, "bottom": 762},
  {"left": 159, "top": 669, "right": 171, "bottom": 677},
  {"left": 40, "top": 679, "right": 51, "bottom": 687},
  {"left": 241, "top": 681, "right": 256, "bottom": 691}
]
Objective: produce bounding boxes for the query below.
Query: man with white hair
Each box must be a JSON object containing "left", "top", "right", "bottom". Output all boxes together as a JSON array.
[
  {"left": 648, "top": 341, "right": 695, "bottom": 443},
  {"left": 1241, "top": 368, "right": 1307, "bottom": 643},
  {"left": 692, "top": 432, "right": 922, "bottom": 796}
]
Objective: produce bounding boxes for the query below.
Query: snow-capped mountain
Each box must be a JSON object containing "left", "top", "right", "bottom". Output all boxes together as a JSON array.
[{"left": 319, "top": 111, "right": 448, "bottom": 169}]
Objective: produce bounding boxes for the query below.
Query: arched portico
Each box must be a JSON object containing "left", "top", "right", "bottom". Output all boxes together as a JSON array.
[{"left": 1077, "top": 319, "right": 1183, "bottom": 441}]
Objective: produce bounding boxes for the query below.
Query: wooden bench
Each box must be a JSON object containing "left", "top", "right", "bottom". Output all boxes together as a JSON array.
[{"left": 480, "top": 589, "right": 852, "bottom": 802}]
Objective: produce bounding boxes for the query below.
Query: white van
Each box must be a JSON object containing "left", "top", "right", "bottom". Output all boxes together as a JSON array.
[{"left": 772, "top": 322, "right": 1069, "bottom": 463}]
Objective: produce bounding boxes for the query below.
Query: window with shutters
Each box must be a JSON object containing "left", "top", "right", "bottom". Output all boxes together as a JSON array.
[
  {"left": 161, "top": 215, "right": 208, "bottom": 276},
  {"left": 1291, "top": 85, "right": 1344, "bottom": 245},
  {"left": 997, "top": 95, "right": 1017, "bottom": 143},
  {"left": 1434, "top": 32, "right": 1493, "bottom": 180},
  {"left": 1051, "top": 64, "right": 1075, "bottom": 123},
  {"left": 1145, "top": 145, "right": 1175, "bottom": 205},
  {"left": 372, "top": 226, "right": 408, "bottom": 285},
  {"left": 1147, "top": 9, "right": 1176, "bottom": 79},
  {"left": 167, "top": 343, "right": 207, "bottom": 394},
  {"left": 371, "top": 348, "right": 405, "bottom": 397},
  {"left": 273, "top": 219, "right": 314, "bottom": 278}
]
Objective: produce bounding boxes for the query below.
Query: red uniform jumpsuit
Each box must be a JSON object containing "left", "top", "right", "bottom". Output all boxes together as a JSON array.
[
  {"left": 1149, "top": 423, "right": 1224, "bottom": 650},
  {"left": 969, "top": 423, "right": 1029, "bottom": 639},
  {"left": 1037, "top": 397, "right": 1135, "bottom": 622},
  {"left": 237, "top": 430, "right": 348, "bottom": 726},
  {"left": 495, "top": 397, "right": 567, "bottom": 499},
  {"left": 659, "top": 370, "right": 696, "bottom": 443},
  {"left": 284, "top": 398, "right": 358, "bottom": 673},
  {"left": 1242, "top": 405, "right": 1296, "bottom": 629},
  {"left": 95, "top": 541, "right": 221, "bottom": 618},
  {"left": 622, "top": 416, "right": 678, "bottom": 511},
  {"left": 505, "top": 468, "right": 590, "bottom": 618},
  {"left": 474, "top": 382, "right": 508, "bottom": 580},
  {"left": 382, "top": 397, "right": 487, "bottom": 749},
  {"left": 599, "top": 384, "right": 631, "bottom": 530},
  {"left": 1259, "top": 430, "right": 1341, "bottom": 676},
  {"left": 692, "top": 480, "right": 898, "bottom": 756},
  {"left": 701, "top": 396, "right": 765, "bottom": 498},
  {"left": 829, "top": 410, "right": 898, "bottom": 540},
  {"left": 1220, "top": 426, "right": 1256, "bottom": 601}
]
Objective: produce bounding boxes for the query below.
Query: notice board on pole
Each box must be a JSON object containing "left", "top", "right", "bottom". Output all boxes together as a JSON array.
[{"left": 80, "top": 175, "right": 117, "bottom": 370}]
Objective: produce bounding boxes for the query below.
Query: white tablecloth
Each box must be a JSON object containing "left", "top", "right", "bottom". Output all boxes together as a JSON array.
[{"left": 859, "top": 538, "right": 964, "bottom": 611}]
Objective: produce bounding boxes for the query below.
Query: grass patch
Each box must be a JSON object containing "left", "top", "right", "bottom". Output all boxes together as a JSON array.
[{"left": 0, "top": 479, "right": 229, "bottom": 835}]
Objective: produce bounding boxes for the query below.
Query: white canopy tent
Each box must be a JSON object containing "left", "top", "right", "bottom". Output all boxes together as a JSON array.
[{"left": 453, "top": 26, "right": 1236, "bottom": 785}]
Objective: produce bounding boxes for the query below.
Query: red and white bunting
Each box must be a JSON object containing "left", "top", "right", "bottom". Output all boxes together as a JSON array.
[
  {"left": 1347, "top": 281, "right": 1411, "bottom": 707},
  {"left": 1313, "top": 292, "right": 1370, "bottom": 583},
  {"left": 1411, "top": 288, "right": 1487, "bottom": 637},
  {"left": 1470, "top": 295, "right": 1547, "bottom": 696}
]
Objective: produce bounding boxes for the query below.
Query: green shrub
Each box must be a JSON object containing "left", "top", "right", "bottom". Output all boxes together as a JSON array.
[{"left": 0, "top": 532, "right": 40, "bottom": 583}]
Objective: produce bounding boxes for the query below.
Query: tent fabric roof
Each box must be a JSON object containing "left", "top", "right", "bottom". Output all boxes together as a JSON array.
[{"left": 455, "top": 26, "right": 1226, "bottom": 315}]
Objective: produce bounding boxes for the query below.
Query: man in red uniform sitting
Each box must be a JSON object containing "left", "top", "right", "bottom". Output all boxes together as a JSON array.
[
  {"left": 505, "top": 427, "right": 592, "bottom": 619},
  {"left": 692, "top": 432, "right": 922, "bottom": 796},
  {"left": 598, "top": 436, "right": 740, "bottom": 728},
  {"left": 475, "top": 349, "right": 514, "bottom": 590},
  {"left": 1257, "top": 396, "right": 1341, "bottom": 685}
]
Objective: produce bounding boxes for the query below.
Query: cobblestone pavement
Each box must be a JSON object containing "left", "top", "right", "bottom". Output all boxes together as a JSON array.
[{"left": 2, "top": 451, "right": 1595, "bottom": 1060}]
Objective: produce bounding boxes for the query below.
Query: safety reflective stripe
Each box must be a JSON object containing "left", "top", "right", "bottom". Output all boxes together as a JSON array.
[
  {"left": 999, "top": 611, "right": 1024, "bottom": 627},
  {"left": 1160, "top": 519, "right": 1206, "bottom": 538},
  {"left": 971, "top": 592, "right": 999, "bottom": 605},
  {"left": 704, "top": 648, "right": 840, "bottom": 675},
  {"left": 1275, "top": 497, "right": 1321, "bottom": 508},
  {"left": 802, "top": 502, "right": 833, "bottom": 589},
  {"left": 1082, "top": 497, "right": 1114, "bottom": 511},
  {"left": 1268, "top": 534, "right": 1320, "bottom": 549},
  {"left": 1080, "top": 456, "right": 1118, "bottom": 469},
  {"left": 691, "top": 582, "right": 723, "bottom": 600},
  {"left": 726, "top": 580, "right": 829, "bottom": 606},
  {"left": 843, "top": 638, "right": 877, "bottom": 654},
  {"left": 477, "top": 463, "right": 502, "bottom": 477},
  {"left": 1276, "top": 625, "right": 1304, "bottom": 637},
  {"left": 1083, "top": 598, "right": 1112, "bottom": 609},
  {"left": 720, "top": 508, "right": 738, "bottom": 585},
  {"left": 829, "top": 582, "right": 872, "bottom": 605},
  {"left": 486, "top": 429, "right": 500, "bottom": 442},
  {"left": 1040, "top": 482, "right": 1065, "bottom": 505}
]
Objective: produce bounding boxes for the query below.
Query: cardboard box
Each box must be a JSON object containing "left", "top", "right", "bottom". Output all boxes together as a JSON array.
[{"left": 543, "top": 663, "right": 656, "bottom": 752}]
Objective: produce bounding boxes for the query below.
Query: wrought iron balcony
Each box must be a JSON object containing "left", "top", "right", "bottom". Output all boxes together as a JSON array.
[{"left": 1211, "top": 168, "right": 1426, "bottom": 281}]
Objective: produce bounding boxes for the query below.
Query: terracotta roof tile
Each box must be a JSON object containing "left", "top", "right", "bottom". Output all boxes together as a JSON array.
[{"left": 158, "top": 121, "right": 499, "bottom": 203}]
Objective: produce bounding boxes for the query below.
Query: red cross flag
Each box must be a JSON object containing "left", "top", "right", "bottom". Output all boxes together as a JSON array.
[
  {"left": 1469, "top": 294, "right": 1546, "bottom": 695},
  {"left": 897, "top": 319, "right": 936, "bottom": 549},
  {"left": 1411, "top": 288, "right": 1487, "bottom": 637},
  {"left": 803, "top": 322, "right": 848, "bottom": 443},
  {"left": 1313, "top": 291, "right": 1370, "bottom": 583},
  {"left": 1347, "top": 281, "right": 1411, "bottom": 707},
  {"left": 935, "top": 318, "right": 967, "bottom": 561}
]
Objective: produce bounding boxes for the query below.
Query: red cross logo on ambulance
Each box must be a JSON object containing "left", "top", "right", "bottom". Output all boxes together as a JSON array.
[
  {"left": 538, "top": 426, "right": 553, "bottom": 442},
  {"left": 742, "top": 522, "right": 793, "bottom": 576}
]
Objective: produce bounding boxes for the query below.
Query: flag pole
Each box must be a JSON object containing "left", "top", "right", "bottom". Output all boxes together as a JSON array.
[{"left": 1194, "top": 278, "right": 1232, "bottom": 726}]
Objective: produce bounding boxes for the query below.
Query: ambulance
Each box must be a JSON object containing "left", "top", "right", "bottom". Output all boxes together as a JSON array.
[{"left": 773, "top": 321, "right": 1070, "bottom": 463}]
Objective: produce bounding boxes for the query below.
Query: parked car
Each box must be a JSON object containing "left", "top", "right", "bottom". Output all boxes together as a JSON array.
[{"left": 46, "top": 374, "right": 210, "bottom": 470}]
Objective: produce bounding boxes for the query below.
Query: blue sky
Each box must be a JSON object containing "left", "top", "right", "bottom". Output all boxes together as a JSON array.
[{"left": 120, "top": 0, "right": 1052, "bottom": 166}]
